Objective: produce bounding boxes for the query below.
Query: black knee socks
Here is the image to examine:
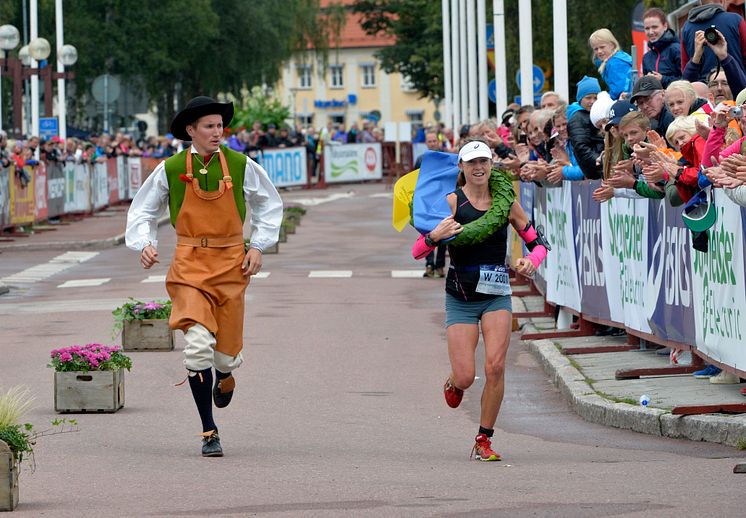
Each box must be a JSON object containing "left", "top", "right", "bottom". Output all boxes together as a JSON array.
[
  {"left": 215, "top": 369, "right": 231, "bottom": 381},
  {"left": 188, "top": 368, "right": 216, "bottom": 433}
]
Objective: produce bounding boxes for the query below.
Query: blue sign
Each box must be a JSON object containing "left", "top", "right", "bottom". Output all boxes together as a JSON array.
[
  {"left": 314, "top": 99, "right": 347, "bottom": 109},
  {"left": 254, "top": 146, "right": 308, "bottom": 188},
  {"left": 515, "top": 65, "right": 545, "bottom": 93},
  {"left": 39, "top": 117, "right": 59, "bottom": 139},
  {"left": 486, "top": 25, "right": 494, "bottom": 50},
  {"left": 513, "top": 94, "right": 543, "bottom": 106},
  {"left": 488, "top": 79, "right": 497, "bottom": 103}
]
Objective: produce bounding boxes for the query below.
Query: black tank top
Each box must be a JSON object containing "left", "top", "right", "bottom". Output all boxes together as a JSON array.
[{"left": 445, "top": 188, "right": 509, "bottom": 301}]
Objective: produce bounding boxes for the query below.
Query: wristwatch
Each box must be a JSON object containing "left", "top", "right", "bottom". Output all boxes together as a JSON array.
[{"left": 424, "top": 234, "right": 438, "bottom": 247}]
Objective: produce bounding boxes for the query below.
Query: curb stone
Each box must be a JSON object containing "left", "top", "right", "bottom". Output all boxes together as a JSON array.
[
  {"left": 0, "top": 215, "right": 171, "bottom": 252},
  {"left": 522, "top": 325, "right": 746, "bottom": 447}
]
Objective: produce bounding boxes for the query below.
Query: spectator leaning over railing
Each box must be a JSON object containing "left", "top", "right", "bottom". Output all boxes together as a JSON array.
[
  {"left": 0, "top": 131, "right": 9, "bottom": 169},
  {"left": 642, "top": 8, "right": 682, "bottom": 88},
  {"left": 546, "top": 106, "right": 584, "bottom": 184},
  {"left": 680, "top": 0, "right": 746, "bottom": 82},
  {"left": 665, "top": 80, "right": 708, "bottom": 119},
  {"left": 589, "top": 28, "right": 633, "bottom": 100},
  {"left": 567, "top": 76, "right": 604, "bottom": 179},
  {"left": 683, "top": 25, "right": 746, "bottom": 98}
]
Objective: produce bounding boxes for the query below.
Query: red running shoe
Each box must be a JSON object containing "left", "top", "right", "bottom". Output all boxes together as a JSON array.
[
  {"left": 470, "top": 433, "right": 501, "bottom": 461},
  {"left": 443, "top": 377, "right": 464, "bottom": 408},
  {"left": 740, "top": 387, "right": 746, "bottom": 397}
]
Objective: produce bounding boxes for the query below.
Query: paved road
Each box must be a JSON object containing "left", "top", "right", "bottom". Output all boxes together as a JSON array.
[{"left": 1, "top": 183, "right": 744, "bottom": 517}]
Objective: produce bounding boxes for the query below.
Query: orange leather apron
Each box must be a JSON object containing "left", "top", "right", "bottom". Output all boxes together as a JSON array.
[{"left": 166, "top": 149, "right": 249, "bottom": 358}]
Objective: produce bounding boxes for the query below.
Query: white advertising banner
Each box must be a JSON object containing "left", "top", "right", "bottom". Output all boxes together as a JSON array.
[
  {"left": 324, "top": 143, "right": 382, "bottom": 183},
  {"left": 117, "top": 156, "right": 128, "bottom": 200},
  {"left": 92, "top": 163, "right": 109, "bottom": 209},
  {"left": 63, "top": 163, "right": 90, "bottom": 213},
  {"left": 544, "top": 184, "right": 581, "bottom": 312},
  {"left": 128, "top": 157, "right": 142, "bottom": 199},
  {"left": 601, "top": 197, "right": 651, "bottom": 333},
  {"left": 691, "top": 194, "right": 746, "bottom": 369},
  {"left": 255, "top": 146, "right": 308, "bottom": 188}
]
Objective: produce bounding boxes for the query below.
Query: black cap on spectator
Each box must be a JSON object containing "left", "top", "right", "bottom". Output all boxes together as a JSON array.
[{"left": 631, "top": 76, "right": 664, "bottom": 102}]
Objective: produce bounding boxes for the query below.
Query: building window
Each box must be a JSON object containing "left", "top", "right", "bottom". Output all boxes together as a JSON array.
[
  {"left": 297, "top": 114, "right": 313, "bottom": 127},
  {"left": 329, "top": 114, "right": 345, "bottom": 126},
  {"left": 361, "top": 64, "right": 376, "bottom": 88},
  {"left": 407, "top": 111, "right": 424, "bottom": 131},
  {"left": 401, "top": 75, "right": 416, "bottom": 92},
  {"left": 330, "top": 65, "right": 344, "bottom": 89},
  {"left": 297, "top": 65, "right": 312, "bottom": 89}
]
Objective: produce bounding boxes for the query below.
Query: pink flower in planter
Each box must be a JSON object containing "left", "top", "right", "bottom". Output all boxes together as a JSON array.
[
  {"left": 59, "top": 352, "right": 73, "bottom": 362},
  {"left": 143, "top": 302, "right": 163, "bottom": 311}
]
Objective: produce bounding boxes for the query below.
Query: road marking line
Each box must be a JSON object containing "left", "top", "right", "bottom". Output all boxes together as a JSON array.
[
  {"left": 252, "top": 272, "right": 271, "bottom": 279},
  {"left": 141, "top": 275, "right": 167, "bottom": 283},
  {"left": 1, "top": 251, "right": 100, "bottom": 284},
  {"left": 288, "top": 192, "right": 355, "bottom": 206},
  {"left": 308, "top": 270, "right": 353, "bottom": 278},
  {"left": 369, "top": 192, "right": 393, "bottom": 199},
  {"left": 391, "top": 270, "right": 425, "bottom": 278},
  {"left": 58, "top": 278, "right": 111, "bottom": 288}
]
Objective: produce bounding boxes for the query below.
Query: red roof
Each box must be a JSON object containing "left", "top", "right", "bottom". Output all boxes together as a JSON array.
[{"left": 319, "top": 0, "right": 395, "bottom": 48}]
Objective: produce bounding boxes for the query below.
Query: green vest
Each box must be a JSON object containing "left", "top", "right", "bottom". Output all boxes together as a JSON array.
[{"left": 163, "top": 145, "right": 247, "bottom": 226}]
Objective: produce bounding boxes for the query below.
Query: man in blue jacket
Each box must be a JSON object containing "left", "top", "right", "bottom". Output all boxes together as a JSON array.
[{"left": 680, "top": 0, "right": 746, "bottom": 81}]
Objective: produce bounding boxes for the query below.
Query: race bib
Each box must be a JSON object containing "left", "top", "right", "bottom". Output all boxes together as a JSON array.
[{"left": 475, "top": 264, "right": 512, "bottom": 296}]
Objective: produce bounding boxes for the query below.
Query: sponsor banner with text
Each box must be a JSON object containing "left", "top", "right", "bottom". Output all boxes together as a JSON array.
[
  {"left": 545, "top": 185, "right": 581, "bottom": 311},
  {"left": 33, "top": 162, "right": 48, "bottom": 222},
  {"left": 46, "top": 162, "right": 66, "bottom": 218},
  {"left": 324, "top": 143, "right": 382, "bottom": 183},
  {"left": 92, "top": 163, "right": 109, "bottom": 209},
  {"left": 63, "top": 163, "right": 90, "bottom": 213},
  {"left": 0, "top": 167, "right": 10, "bottom": 228},
  {"left": 10, "top": 165, "right": 35, "bottom": 224},
  {"left": 255, "top": 146, "right": 308, "bottom": 188}
]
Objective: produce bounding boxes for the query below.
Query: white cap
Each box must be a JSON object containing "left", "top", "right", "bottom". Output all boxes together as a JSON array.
[
  {"left": 458, "top": 141, "right": 492, "bottom": 162},
  {"left": 589, "top": 91, "right": 614, "bottom": 128}
]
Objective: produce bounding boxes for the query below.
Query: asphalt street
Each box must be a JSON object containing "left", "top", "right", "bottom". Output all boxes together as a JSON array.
[{"left": 0, "top": 183, "right": 744, "bottom": 517}]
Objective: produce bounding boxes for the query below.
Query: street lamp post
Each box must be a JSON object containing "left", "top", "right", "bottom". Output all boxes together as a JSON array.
[{"left": 0, "top": 25, "right": 21, "bottom": 133}]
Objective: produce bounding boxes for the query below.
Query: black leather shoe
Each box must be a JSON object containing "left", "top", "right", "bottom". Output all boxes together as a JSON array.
[
  {"left": 201, "top": 431, "right": 223, "bottom": 457},
  {"left": 213, "top": 374, "right": 235, "bottom": 409}
]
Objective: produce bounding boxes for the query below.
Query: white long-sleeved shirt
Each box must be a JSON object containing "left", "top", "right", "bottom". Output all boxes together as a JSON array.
[
  {"left": 725, "top": 185, "right": 746, "bottom": 207},
  {"left": 125, "top": 147, "right": 283, "bottom": 253}
]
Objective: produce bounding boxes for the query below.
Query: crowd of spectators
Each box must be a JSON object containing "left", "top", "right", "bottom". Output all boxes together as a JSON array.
[{"left": 412, "top": 3, "right": 746, "bottom": 386}]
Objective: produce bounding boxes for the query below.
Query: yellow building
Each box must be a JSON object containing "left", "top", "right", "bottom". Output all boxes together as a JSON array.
[{"left": 273, "top": 1, "right": 437, "bottom": 135}]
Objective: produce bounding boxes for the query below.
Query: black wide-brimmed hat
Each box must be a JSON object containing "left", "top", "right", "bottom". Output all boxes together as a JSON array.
[{"left": 169, "top": 96, "right": 234, "bottom": 141}]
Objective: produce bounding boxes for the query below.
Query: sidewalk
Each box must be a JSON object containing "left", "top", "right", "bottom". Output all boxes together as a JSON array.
[{"left": 516, "top": 295, "right": 746, "bottom": 448}]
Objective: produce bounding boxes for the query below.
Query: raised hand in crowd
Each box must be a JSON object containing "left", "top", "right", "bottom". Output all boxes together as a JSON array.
[
  {"left": 592, "top": 182, "right": 614, "bottom": 202},
  {"left": 612, "top": 159, "right": 634, "bottom": 176},
  {"left": 607, "top": 169, "right": 636, "bottom": 189},
  {"left": 546, "top": 163, "right": 565, "bottom": 184},
  {"left": 719, "top": 153, "right": 746, "bottom": 182},
  {"left": 514, "top": 142, "right": 530, "bottom": 163},
  {"left": 500, "top": 154, "right": 521, "bottom": 172},
  {"left": 550, "top": 145, "right": 570, "bottom": 166},
  {"left": 646, "top": 130, "right": 666, "bottom": 149},
  {"left": 692, "top": 30, "right": 707, "bottom": 64},
  {"left": 642, "top": 162, "right": 667, "bottom": 184},
  {"left": 631, "top": 141, "right": 657, "bottom": 161}
]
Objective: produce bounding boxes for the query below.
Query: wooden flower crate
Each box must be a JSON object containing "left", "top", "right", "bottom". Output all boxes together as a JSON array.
[
  {"left": 0, "top": 440, "right": 18, "bottom": 512},
  {"left": 122, "top": 319, "right": 174, "bottom": 351},
  {"left": 54, "top": 369, "right": 125, "bottom": 413}
]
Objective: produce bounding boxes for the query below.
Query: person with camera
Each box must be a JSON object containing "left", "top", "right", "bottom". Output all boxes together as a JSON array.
[
  {"left": 683, "top": 25, "right": 746, "bottom": 99},
  {"left": 680, "top": 0, "right": 746, "bottom": 82}
]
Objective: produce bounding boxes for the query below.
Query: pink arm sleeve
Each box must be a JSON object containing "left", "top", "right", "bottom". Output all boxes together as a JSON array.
[
  {"left": 412, "top": 234, "right": 436, "bottom": 260},
  {"left": 517, "top": 224, "right": 547, "bottom": 269},
  {"left": 701, "top": 126, "right": 727, "bottom": 168},
  {"left": 718, "top": 136, "right": 746, "bottom": 162},
  {"left": 526, "top": 246, "right": 547, "bottom": 269}
]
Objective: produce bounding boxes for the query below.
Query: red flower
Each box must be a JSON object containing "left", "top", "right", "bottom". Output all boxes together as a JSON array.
[{"left": 179, "top": 174, "right": 191, "bottom": 183}]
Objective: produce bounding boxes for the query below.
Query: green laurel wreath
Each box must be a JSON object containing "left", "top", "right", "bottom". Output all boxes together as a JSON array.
[{"left": 448, "top": 168, "right": 515, "bottom": 246}]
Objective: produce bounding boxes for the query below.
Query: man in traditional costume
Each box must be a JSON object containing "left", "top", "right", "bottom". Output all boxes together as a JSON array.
[{"left": 126, "top": 96, "right": 283, "bottom": 457}]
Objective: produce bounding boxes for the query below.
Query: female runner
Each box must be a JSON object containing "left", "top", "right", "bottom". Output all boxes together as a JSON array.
[{"left": 413, "top": 139, "right": 549, "bottom": 460}]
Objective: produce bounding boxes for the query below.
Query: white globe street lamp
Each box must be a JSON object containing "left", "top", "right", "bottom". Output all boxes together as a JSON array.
[
  {"left": 58, "top": 44, "right": 77, "bottom": 66},
  {"left": 0, "top": 25, "right": 20, "bottom": 51},
  {"left": 18, "top": 45, "right": 30, "bottom": 67},
  {"left": 28, "top": 37, "right": 51, "bottom": 61}
]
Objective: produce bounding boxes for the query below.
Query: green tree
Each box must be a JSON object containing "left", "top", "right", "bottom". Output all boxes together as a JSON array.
[{"left": 0, "top": 0, "right": 330, "bottom": 133}]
